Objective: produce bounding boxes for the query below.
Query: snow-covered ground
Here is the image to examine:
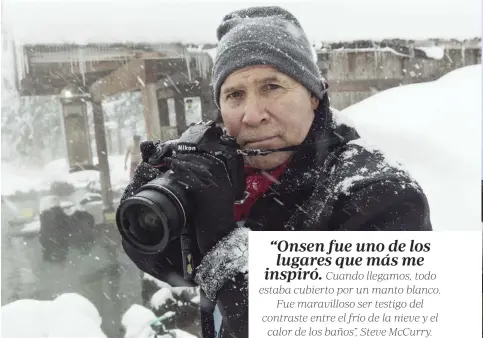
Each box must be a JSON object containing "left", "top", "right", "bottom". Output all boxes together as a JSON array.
[
  {"left": 2, "top": 155, "right": 129, "bottom": 197},
  {"left": 337, "top": 64, "right": 481, "bottom": 231},
  {"left": 1, "top": 292, "right": 198, "bottom": 338},
  {"left": 122, "top": 304, "right": 196, "bottom": 338},
  {"left": 1, "top": 293, "right": 107, "bottom": 338},
  {"left": 1, "top": 271, "right": 201, "bottom": 337}
]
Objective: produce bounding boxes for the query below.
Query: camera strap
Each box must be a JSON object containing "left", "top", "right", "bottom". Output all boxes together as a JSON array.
[{"left": 180, "top": 226, "right": 196, "bottom": 282}]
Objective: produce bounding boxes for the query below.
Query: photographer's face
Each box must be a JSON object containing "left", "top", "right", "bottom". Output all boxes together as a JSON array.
[{"left": 220, "top": 65, "right": 318, "bottom": 170}]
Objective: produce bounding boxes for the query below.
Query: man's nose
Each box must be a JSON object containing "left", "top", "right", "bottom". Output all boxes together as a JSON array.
[{"left": 242, "top": 94, "right": 269, "bottom": 126}]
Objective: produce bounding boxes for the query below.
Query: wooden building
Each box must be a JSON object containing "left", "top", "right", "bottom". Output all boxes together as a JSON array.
[{"left": 13, "top": 42, "right": 216, "bottom": 209}]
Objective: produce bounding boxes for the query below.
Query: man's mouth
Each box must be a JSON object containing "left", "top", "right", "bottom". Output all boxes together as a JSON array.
[{"left": 244, "top": 136, "right": 278, "bottom": 148}]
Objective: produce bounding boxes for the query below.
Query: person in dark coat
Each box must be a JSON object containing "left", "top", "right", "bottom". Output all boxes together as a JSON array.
[{"left": 119, "top": 6, "right": 432, "bottom": 338}]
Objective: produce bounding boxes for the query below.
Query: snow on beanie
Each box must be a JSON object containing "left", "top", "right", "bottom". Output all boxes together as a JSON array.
[{"left": 212, "top": 6, "right": 327, "bottom": 108}]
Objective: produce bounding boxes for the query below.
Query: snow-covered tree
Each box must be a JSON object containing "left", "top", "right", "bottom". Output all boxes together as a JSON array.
[{"left": 2, "top": 95, "right": 65, "bottom": 166}]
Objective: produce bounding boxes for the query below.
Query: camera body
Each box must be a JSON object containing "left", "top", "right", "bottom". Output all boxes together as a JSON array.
[{"left": 116, "top": 120, "right": 246, "bottom": 255}]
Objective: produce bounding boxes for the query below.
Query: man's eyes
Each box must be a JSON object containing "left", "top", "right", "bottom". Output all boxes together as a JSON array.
[
  {"left": 227, "top": 91, "right": 243, "bottom": 100},
  {"left": 264, "top": 83, "right": 281, "bottom": 91},
  {"left": 226, "top": 84, "right": 281, "bottom": 100}
]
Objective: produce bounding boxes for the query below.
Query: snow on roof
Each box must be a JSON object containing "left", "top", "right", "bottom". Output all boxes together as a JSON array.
[
  {"left": 416, "top": 46, "right": 445, "bottom": 60},
  {"left": 338, "top": 64, "right": 481, "bottom": 231},
  {"left": 3, "top": 0, "right": 480, "bottom": 46},
  {"left": 332, "top": 46, "right": 411, "bottom": 57}
]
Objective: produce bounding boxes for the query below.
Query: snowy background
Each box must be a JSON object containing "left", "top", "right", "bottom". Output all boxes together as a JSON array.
[
  {"left": 336, "top": 64, "right": 481, "bottom": 231},
  {"left": 2, "top": 0, "right": 481, "bottom": 45},
  {"left": 1, "top": 0, "right": 481, "bottom": 337}
]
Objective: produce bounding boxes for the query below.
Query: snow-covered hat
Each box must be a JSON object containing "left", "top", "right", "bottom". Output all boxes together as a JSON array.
[{"left": 212, "top": 6, "right": 327, "bottom": 108}]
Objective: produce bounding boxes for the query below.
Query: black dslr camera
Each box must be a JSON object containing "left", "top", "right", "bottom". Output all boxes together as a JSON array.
[{"left": 116, "top": 121, "right": 246, "bottom": 258}]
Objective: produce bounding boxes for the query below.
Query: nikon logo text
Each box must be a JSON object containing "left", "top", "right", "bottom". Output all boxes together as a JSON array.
[{"left": 177, "top": 145, "right": 197, "bottom": 152}]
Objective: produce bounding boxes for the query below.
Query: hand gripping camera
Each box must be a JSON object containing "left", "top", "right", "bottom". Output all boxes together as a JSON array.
[{"left": 115, "top": 121, "right": 246, "bottom": 259}]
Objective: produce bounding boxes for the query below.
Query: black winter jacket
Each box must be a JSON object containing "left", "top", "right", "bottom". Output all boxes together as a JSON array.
[{"left": 122, "top": 105, "right": 432, "bottom": 338}]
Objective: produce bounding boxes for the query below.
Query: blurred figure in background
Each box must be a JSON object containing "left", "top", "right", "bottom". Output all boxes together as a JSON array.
[{"left": 124, "top": 135, "right": 141, "bottom": 180}]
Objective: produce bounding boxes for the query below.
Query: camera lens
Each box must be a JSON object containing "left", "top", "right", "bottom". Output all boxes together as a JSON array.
[
  {"left": 116, "top": 174, "right": 190, "bottom": 254},
  {"left": 138, "top": 206, "right": 164, "bottom": 230},
  {"left": 124, "top": 205, "right": 167, "bottom": 247}
]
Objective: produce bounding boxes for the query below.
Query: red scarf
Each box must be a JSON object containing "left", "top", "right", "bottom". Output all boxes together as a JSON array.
[{"left": 234, "top": 161, "right": 290, "bottom": 221}]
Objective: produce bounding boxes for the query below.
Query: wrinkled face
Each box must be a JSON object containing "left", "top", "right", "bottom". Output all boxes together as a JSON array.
[{"left": 220, "top": 65, "right": 318, "bottom": 170}]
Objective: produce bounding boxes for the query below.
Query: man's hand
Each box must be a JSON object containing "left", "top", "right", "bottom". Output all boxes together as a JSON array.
[
  {"left": 120, "top": 140, "right": 168, "bottom": 203},
  {"left": 169, "top": 152, "right": 238, "bottom": 255}
]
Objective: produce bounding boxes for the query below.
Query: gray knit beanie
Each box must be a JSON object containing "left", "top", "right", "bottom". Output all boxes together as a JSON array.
[{"left": 212, "top": 6, "right": 326, "bottom": 108}]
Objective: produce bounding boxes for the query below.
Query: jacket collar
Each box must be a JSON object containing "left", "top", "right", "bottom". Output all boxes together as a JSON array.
[{"left": 270, "top": 105, "right": 360, "bottom": 195}]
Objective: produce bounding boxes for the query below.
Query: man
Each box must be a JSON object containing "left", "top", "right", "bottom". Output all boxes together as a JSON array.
[
  {"left": 120, "top": 6, "right": 432, "bottom": 338},
  {"left": 124, "top": 135, "right": 141, "bottom": 180}
]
